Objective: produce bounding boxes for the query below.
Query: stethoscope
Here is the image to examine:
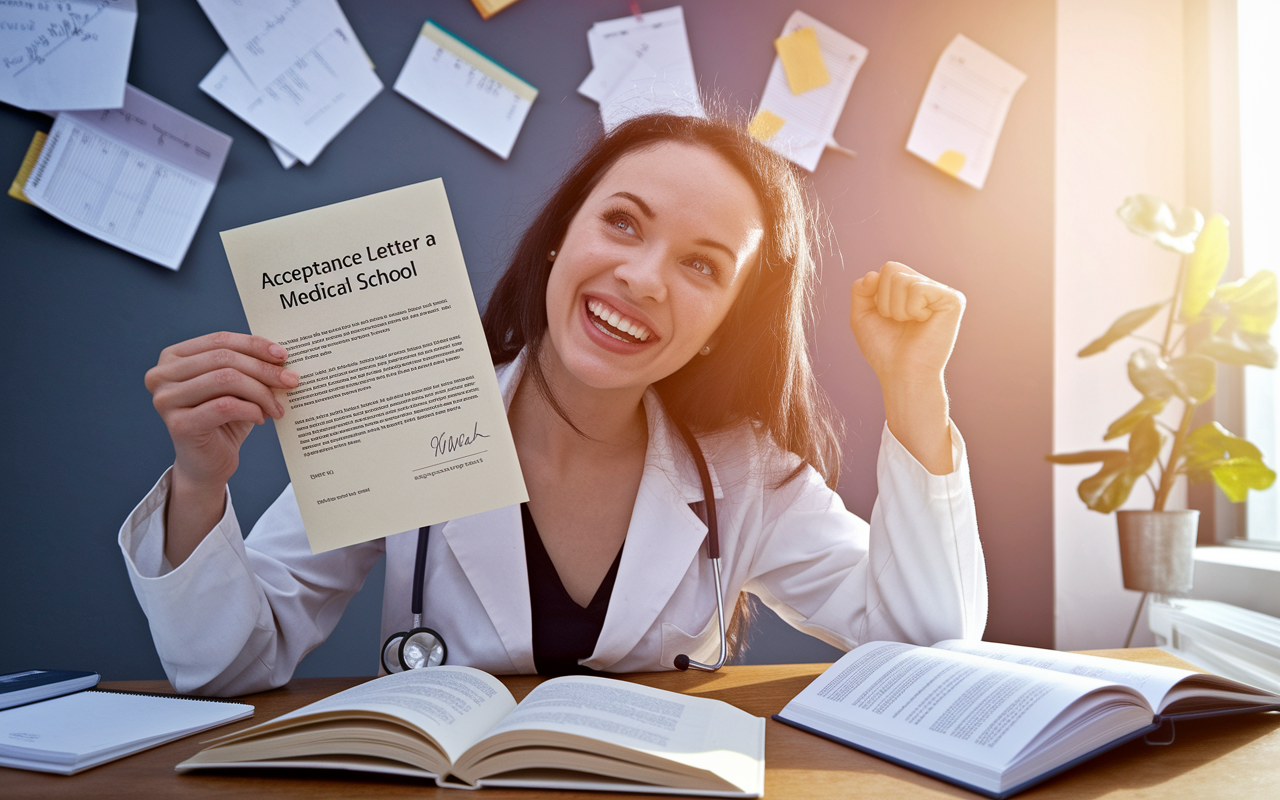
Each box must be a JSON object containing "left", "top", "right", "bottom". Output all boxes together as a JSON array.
[{"left": 380, "top": 414, "right": 726, "bottom": 674}]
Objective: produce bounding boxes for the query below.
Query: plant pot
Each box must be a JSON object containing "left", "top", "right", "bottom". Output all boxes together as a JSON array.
[{"left": 1116, "top": 510, "right": 1199, "bottom": 594}]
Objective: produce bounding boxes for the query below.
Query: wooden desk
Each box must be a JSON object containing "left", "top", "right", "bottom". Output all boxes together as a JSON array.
[{"left": 4, "top": 649, "right": 1278, "bottom": 799}]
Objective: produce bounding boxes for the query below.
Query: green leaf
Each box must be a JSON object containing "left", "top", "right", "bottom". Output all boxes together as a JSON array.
[
  {"left": 1128, "top": 349, "right": 1177, "bottom": 400},
  {"left": 1047, "top": 449, "right": 1128, "bottom": 464},
  {"left": 1181, "top": 214, "right": 1229, "bottom": 320},
  {"left": 1078, "top": 452, "right": 1137, "bottom": 513},
  {"left": 1167, "top": 354, "right": 1217, "bottom": 403},
  {"left": 1078, "top": 301, "right": 1168, "bottom": 357},
  {"left": 1215, "top": 270, "right": 1278, "bottom": 335},
  {"left": 1195, "top": 330, "right": 1279, "bottom": 368},
  {"left": 1209, "top": 457, "right": 1277, "bottom": 502},
  {"left": 1116, "top": 195, "right": 1203, "bottom": 254},
  {"left": 1182, "top": 422, "right": 1264, "bottom": 480},
  {"left": 1127, "top": 416, "right": 1164, "bottom": 476},
  {"left": 1104, "top": 396, "right": 1167, "bottom": 440}
]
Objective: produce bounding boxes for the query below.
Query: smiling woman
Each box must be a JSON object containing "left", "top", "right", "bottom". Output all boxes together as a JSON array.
[{"left": 120, "top": 113, "right": 987, "bottom": 695}]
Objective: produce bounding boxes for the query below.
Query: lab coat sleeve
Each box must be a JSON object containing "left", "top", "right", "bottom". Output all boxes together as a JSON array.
[
  {"left": 743, "top": 422, "right": 986, "bottom": 650},
  {"left": 118, "top": 468, "right": 384, "bottom": 696}
]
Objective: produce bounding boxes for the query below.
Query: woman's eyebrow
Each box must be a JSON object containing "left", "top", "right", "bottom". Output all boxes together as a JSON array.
[
  {"left": 611, "top": 192, "right": 654, "bottom": 218},
  {"left": 694, "top": 238, "right": 738, "bottom": 262}
]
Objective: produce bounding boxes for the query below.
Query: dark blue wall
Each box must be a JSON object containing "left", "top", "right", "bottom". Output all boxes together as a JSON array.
[{"left": 0, "top": 0, "right": 1055, "bottom": 682}]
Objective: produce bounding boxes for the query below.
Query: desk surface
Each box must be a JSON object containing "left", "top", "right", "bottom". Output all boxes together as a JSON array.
[{"left": 4, "top": 649, "right": 1278, "bottom": 799}]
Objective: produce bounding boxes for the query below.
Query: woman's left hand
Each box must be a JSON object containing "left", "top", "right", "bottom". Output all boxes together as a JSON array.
[{"left": 850, "top": 262, "right": 965, "bottom": 475}]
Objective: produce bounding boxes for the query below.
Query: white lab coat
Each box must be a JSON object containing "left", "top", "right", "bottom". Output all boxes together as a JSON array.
[{"left": 119, "top": 353, "right": 987, "bottom": 697}]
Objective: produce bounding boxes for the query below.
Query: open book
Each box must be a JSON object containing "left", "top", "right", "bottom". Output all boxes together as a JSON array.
[
  {"left": 178, "top": 667, "right": 765, "bottom": 797},
  {"left": 775, "top": 640, "right": 1280, "bottom": 799}
]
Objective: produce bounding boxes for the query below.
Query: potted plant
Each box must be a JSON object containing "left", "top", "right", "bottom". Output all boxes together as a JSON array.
[{"left": 1049, "top": 195, "right": 1277, "bottom": 622}]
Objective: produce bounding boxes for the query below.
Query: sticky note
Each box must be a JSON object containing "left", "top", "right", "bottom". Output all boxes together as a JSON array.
[
  {"left": 749, "top": 109, "right": 786, "bottom": 142},
  {"left": 934, "top": 150, "right": 966, "bottom": 177},
  {"left": 8, "top": 131, "right": 46, "bottom": 205},
  {"left": 775, "top": 27, "right": 830, "bottom": 95}
]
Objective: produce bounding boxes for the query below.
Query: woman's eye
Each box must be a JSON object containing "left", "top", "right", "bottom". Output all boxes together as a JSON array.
[
  {"left": 608, "top": 215, "right": 636, "bottom": 234},
  {"left": 688, "top": 258, "right": 715, "bottom": 277}
]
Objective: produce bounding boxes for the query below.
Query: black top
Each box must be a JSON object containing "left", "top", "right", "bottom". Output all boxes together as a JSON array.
[{"left": 522, "top": 503, "right": 622, "bottom": 676}]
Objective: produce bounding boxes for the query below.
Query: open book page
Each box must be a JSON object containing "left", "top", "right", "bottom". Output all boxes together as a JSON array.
[
  {"left": 201, "top": 667, "right": 515, "bottom": 767},
  {"left": 935, "top": 639, "right": 1280, "bottom": 716},
  {"left": 779, "top": 642, "right": 1152, "bottom": 791},
  {"left": 453, "top": 675, "right": 764, "bottom": 793},
  {"left": 933, "top": 640, "right": 1191, "bottom": 713}
]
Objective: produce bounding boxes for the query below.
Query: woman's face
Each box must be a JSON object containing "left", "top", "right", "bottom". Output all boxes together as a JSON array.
[{"left": 543, "top": 141, "right": 765, "bottom": 396}]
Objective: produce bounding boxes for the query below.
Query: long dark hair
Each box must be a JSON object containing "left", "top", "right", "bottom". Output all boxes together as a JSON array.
[{"left": 482, "top": 114, "right": 844, "bottom": 662}]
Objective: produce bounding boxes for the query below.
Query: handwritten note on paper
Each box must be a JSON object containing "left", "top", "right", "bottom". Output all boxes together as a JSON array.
[
  {"left": 195, "top": 0, "right": 359, "bottom": 89},
  {"left": 200, "top": 29, "right": 383, "bottom": 167},
  {"left": 0, "top": 0, "right": 136, "bottom": 111},
  {"left": 906, "top": 34, "right": 1027, "bottom": 189},
  {"left": 393, "top": 21, "right": 537, "bottom": 160},
  {"left": 221, "top": 180, "right": 527, "bottom": 553},
  {"left": 23, "top": 85, "right": 231, "bottom": 271},
  {"left": 578, "top": 6, "right": 702, "bottom": 132},
  {"left": 753, "top": 11, "right": 867, "bottom": 172}
]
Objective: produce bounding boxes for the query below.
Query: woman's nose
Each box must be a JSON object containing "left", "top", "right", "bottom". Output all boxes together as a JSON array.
[{"left": 613, "top": 248, "right": 668, "bottom": 303}]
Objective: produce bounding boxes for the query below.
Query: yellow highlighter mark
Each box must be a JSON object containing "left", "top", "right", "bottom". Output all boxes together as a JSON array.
[
  {"left": 934, "top": 149, "right": 966, "bottom": 177},
  {"left": 775, "top": 27, "right": 829, "bottom": 95},
  {"left": 9, "top": 130, "right": 46, "bottom": 205},
  {"left": 748, "top": 109, "right": 786, "bottom": 143}
]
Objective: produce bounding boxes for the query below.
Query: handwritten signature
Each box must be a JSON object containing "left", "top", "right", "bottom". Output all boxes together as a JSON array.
[{"left": 430, "top": 421, "right": 489, "bottom": 458}]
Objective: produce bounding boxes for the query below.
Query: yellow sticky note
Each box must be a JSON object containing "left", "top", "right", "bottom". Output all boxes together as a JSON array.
[
  {"left": 775, "top": 27, "right": 830, "bottom": 95},
  {"left": 934, "top": 150, "right": 966, "bottom": 177},
  {"left": 8, "top": 130, "right": 46, "bottom": 205},
  {"left": 748, "top": 109, "right": 786, "bottom": 142}
]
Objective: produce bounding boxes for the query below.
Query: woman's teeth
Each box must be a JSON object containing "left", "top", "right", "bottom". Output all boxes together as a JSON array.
[{"left": 587, "top": 299, "right": 652, "bottom": 342}]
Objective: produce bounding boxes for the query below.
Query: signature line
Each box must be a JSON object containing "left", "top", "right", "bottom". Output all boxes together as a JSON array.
[{"left": 415, "top": 450, "right": 489, "bottom": 471}]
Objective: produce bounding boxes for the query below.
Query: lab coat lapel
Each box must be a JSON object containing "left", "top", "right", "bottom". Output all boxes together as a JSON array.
[
  {"left": 586, "top": 391, "right": 724, "bottom": 671},
  {"left": 439, "top": 505, "right": 535, "bottom": 673},
  {"left": 437, "top": 352, "right": 535, "bottom": 673}
]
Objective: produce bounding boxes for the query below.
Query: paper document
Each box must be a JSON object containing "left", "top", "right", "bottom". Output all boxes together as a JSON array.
[
  {"left": 751, "top": 11, "right": 867, "bottom": 172},
  {"left": 23, "top": 85, "right": 232, "bottom": 271},
  {"left": 200, "top": 28, "right": 383, "bottom": 167},
  {"left": 393, "top": 20, "right": 536, "bottom": 160},
  {"left": 221, "top": 179, "right": 527, "bottom": 553},
  {"left": 195, "top": 0, "right": 359, "bottom": 89},
  {"left": 578, "top": 6, "right": 702, "bottom": 132},
  {"left": 0, "top": 0, "right": 136, "bottom": 111},
  {"left": 906, "top": 34, "right": 1026, "bottom": 189}
]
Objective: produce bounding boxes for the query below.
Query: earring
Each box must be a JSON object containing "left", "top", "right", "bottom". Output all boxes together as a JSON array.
[
  {"left": 699, "top": 345, "right": 711, "bottom": 356},
  {"left": 548, "top": 250, "right": 557, "bottom": 261}
]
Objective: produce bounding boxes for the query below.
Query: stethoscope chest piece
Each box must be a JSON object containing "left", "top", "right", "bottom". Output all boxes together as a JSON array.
[{"left": 381, "top": 526, "right": 449, "bottom": 674}]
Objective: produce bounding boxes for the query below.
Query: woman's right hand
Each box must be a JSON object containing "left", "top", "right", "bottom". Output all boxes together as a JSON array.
[{"left": 144, "top": 332, "right": 298, "bottom": 565}]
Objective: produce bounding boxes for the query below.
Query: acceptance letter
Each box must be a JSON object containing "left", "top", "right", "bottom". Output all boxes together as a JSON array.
[{"left": 222, "top": 179, "right": 526, "bottom": 553}]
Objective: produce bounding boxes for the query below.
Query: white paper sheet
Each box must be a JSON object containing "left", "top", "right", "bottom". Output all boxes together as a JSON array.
[
  {"left": 199, "top": 28, "right": 382, "bottom": 167},
  {"left": 220, "top": 179, "right": 528, "bottom": 553},
  {"left": 195, "top": 0, "right": 357, "bottom": 89},
  {"left": 23, "top": 85, "right": 232, "bottom": 271},
  {"left": 754, "top": 11, "right": 867, "bottom": 173},
  {"left": 0, "top": 0, "right": 136, "bottom": 111},
  {"left": 579, "top": 6, "right": 702, "bottom": 132},
  {"left": 905, "top": 34, "right": 1027, "bottom": 190},
  {"left": 393, "top": 20, "right": 536, "bottom": 160}
]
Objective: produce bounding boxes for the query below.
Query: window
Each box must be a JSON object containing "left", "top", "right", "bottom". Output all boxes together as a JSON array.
[{"left": 1238, "top": 0, "right": 1279, "bottom": 546}]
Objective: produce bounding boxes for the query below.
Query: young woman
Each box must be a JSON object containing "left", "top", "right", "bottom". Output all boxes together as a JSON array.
[{"left": 121, "top": 114, "right": 985, "bottom": 696}]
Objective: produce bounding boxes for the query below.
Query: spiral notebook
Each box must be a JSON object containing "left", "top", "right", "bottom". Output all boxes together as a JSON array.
[{"left": 0, "top": 689, "right": 252, "bottom": 775}]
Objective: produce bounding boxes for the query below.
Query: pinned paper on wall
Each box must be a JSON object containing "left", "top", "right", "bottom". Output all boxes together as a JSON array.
[
  {"left": 906, "top": 34, "right": 1027, "bottom": 190},
  {"left": 393, "top": 20, "right": 537, "bottom": 160},
  {"left": 577, "top": 6, "right": 703, "bottom": 132},
  {"left": 199, "top": 29, "right": 383, "bottom": 167},
  {"left": 0, "top": 0, "right": 137, "bottom": 112},
  {"left": 753, "top": 10, "right": 867, "bottom": 172},
  {"left": 23, "top": 85, "right": 232, "bottom": 271},
  {"left": 196, "top": 0, "right": 381, "bottom": 167}
]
